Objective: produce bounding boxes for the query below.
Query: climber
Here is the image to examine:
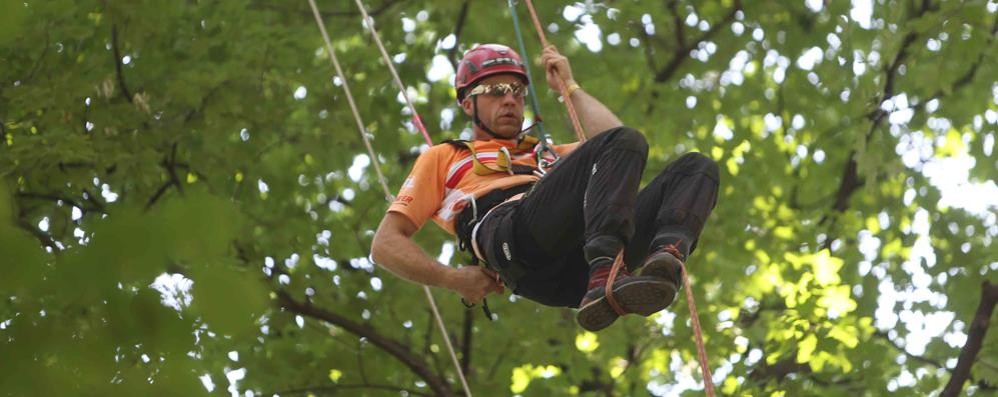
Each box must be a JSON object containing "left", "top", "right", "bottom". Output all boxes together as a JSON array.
[{"left": 371, "top": 43, "right": 719, "bottom": 331}]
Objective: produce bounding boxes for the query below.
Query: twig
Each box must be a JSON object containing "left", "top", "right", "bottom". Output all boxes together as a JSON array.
[
  {"left": 111, "top": 24, "right": 133, "bottom": 103},
  {"left": 16, "top": 192, "right": 89, "bottom": 214},
  {"left": 873, "top": 330, "right": 946, "bottom": 370},
  {"left": 447, "top": 0, "right": 471, "bottom": 70},
  {"left": 145, "top": 143, "right": 183, "bottom": 209},
  {"left": 941, "top": 281, "right": 998, "bottom": 397},
  {"left": 15, "top": 217, "right": 59, "bottom": 252},
  {"left": 667, "top": 0, "right": 686, "bottom": 49}
]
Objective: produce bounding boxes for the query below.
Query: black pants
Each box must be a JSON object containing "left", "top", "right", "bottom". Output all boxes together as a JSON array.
[{"left": 477, "top": 127, "right": 719, "bottom": 307}]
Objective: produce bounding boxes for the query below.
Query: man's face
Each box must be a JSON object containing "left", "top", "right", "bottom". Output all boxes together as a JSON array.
[{"left": 461, "top": 74, "right": 527, "bottom": 140}]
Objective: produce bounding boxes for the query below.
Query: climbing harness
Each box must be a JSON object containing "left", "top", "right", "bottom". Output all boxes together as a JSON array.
[{"left": 307, "top": 0, "right": 472, "bottom": 395}]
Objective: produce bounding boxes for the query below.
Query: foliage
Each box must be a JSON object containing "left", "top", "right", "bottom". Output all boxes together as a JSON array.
[{"left": 1, "top": 0, "right": 996, "bottom": 396}]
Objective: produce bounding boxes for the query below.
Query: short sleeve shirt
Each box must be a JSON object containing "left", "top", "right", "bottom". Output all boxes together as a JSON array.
[{"left": 388, "top": 139, "right": 578, "bottom": 235}]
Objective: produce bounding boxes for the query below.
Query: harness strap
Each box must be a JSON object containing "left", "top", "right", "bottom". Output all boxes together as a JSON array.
[{"left": 443, "top": 139, "right": 544, "bottom": 176}]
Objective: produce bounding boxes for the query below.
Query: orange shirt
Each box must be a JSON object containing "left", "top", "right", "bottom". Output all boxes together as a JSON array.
[{"left": 388, "top": 139, "right": 578, "bottom": 234}]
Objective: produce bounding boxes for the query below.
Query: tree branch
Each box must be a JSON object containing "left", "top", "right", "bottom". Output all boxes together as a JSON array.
[
  {"left": 15, "top": 217, "right": 59, "bottom": 252},
  {"left": 653, "top": 0, "right": 742, "bottom": 83},
  {"left": 267, "top": 383, "right": 431, "bottom": 397},
  {"left": 446, "top": 0, "right": 471, "bottom": 70},
  {"left": 667, "top": 0, "right": 687, "bottom": 50},
  {"left": 16, "top": 192, "right": 90, "bottom": 214},
  {"left": 146, "top": 143, "right": 183, "bottom": 210},
  {"left": 275, "top": 291, "right": 454, "bottom": 397},
  {"left": 826, "top": 0, "right": 935, "bottom": 217},
  {"left": 111, "top": 24, "right": 133, "bottom": 103},
  {"left": 941, "top": 281, "right": 998, "bottom": 397},
  {"left": 873, "top": 330, "right": 946, "bottom": 369}
]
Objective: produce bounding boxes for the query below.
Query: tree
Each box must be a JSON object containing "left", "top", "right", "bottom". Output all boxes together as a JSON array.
[{"left": 1, "top": 0, "right": 996, "bottom": 395}]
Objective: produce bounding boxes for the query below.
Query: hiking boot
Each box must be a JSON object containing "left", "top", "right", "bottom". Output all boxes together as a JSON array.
[
  {"left": 638, "top": 248, "right": 684, "bottom": 286},
  {"left": 576, "top": 262, "right": 677, "bottom": 332}
]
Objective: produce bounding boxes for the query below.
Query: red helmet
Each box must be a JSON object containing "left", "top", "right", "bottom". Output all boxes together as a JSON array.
[{"left": 455, "top": 44, "right": 529, "bottom": 102}]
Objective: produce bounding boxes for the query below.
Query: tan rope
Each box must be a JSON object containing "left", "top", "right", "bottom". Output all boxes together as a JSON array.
[
  {"left": 521, "top": 0, "right": 587, "bottom": 142},
  {"left": 307, "top": 1, "right": 473, "bottom": 395},
  {"left": 680, "top": 262, "right": 715, "bottom": 396}
]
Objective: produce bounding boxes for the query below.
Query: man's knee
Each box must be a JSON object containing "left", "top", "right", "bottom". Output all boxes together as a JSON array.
[
  {"left": 676, "top": 152, "right": 719, "bottom": 180},
  {"left": 606, "top": 126, "right": 648, "bottom": 155}
]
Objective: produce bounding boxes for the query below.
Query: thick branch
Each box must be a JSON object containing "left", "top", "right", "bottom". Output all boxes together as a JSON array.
[
  {"left": 941, "top": 281, "right": 998, "bottom": 397},
  {"left": 111, "top": 25, "right": 133, "bottom": 103},
  {"left": 275, "top": 291, "right": 454, "bottom": 397},
  {"left": 653, "top": 0, "right": 741, "bottom": 83}
]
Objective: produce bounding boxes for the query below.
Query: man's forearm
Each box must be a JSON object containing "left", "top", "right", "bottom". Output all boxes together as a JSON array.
[
  {"left": 371, "top": 230, "right": 455, "bottom": 290},
  {"left": 566, "top": 82, "right": 623, "bottom": 136}
]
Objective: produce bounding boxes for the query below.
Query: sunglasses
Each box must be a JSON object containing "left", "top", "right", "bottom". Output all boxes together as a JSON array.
[{"left": 468, "top": 82, "right": 529, "bottom": 98}]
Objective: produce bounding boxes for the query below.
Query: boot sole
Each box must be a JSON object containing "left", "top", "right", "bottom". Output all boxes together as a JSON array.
[
  {"left": 576, "top": 276, "right": 678, "bottom": 332},
  {"left": 640, "top": 252, "right": 682, "bottom": 282}
]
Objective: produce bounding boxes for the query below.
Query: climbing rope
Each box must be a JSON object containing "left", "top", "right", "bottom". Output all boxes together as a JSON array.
[
  {"left": 307, "top": 1, "right": 473, "bottom": 396},
  {"left": 681, "top": 262, "right": 715, "bottom": 396},
  {"left": 506, "top": 0, "right": 551, "bottom": 146},
  {"left": 518, "top": 3, "right": 714, "bottom": 392},
  {"left": 520, "top": 0, "right": 587, "bottom": 142},
  {"left": 351, "top": 0, "right": 432, "bottom": 144}
]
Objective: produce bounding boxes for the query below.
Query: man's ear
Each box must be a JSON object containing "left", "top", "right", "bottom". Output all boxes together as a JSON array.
[{"left": 460, "top": 97, "right": 473, "bottom": 117}]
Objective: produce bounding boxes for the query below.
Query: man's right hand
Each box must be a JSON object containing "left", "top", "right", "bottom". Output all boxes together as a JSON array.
[{"left": 448, "top": 266, "right": 504, "bottom": 304}]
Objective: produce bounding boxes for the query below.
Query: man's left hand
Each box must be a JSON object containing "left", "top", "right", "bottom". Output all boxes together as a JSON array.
[{"left": 541, "top": 45, "right": 577, "bottom": 93}]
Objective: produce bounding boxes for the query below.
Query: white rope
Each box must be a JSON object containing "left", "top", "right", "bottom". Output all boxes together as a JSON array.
[
  {"left": 351, "top": 0, "right": 433, "bottom": 143},
  {"left": 307, "top": 1, "right": 473, "bottom": 395},
  {"left": 306, "top": 0, "right": 392, "bottom": 201}
]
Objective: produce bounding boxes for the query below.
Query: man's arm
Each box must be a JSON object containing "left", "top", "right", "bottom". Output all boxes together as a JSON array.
[
  {"left": 541, "top": 46, "right": 623, "bottom": 137},
  {"left": 371, "top": 212, "right": 503, "bottom": 303}
]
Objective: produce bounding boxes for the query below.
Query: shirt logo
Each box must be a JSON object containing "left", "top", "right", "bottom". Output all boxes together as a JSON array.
[{"left": 402, "top": 177, "right": 415, "bottom": 189}]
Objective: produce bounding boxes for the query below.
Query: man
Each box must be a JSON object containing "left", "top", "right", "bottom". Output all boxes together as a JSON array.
[{"left": 371, "top": 43, "right": 719, "bottom": 331}]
